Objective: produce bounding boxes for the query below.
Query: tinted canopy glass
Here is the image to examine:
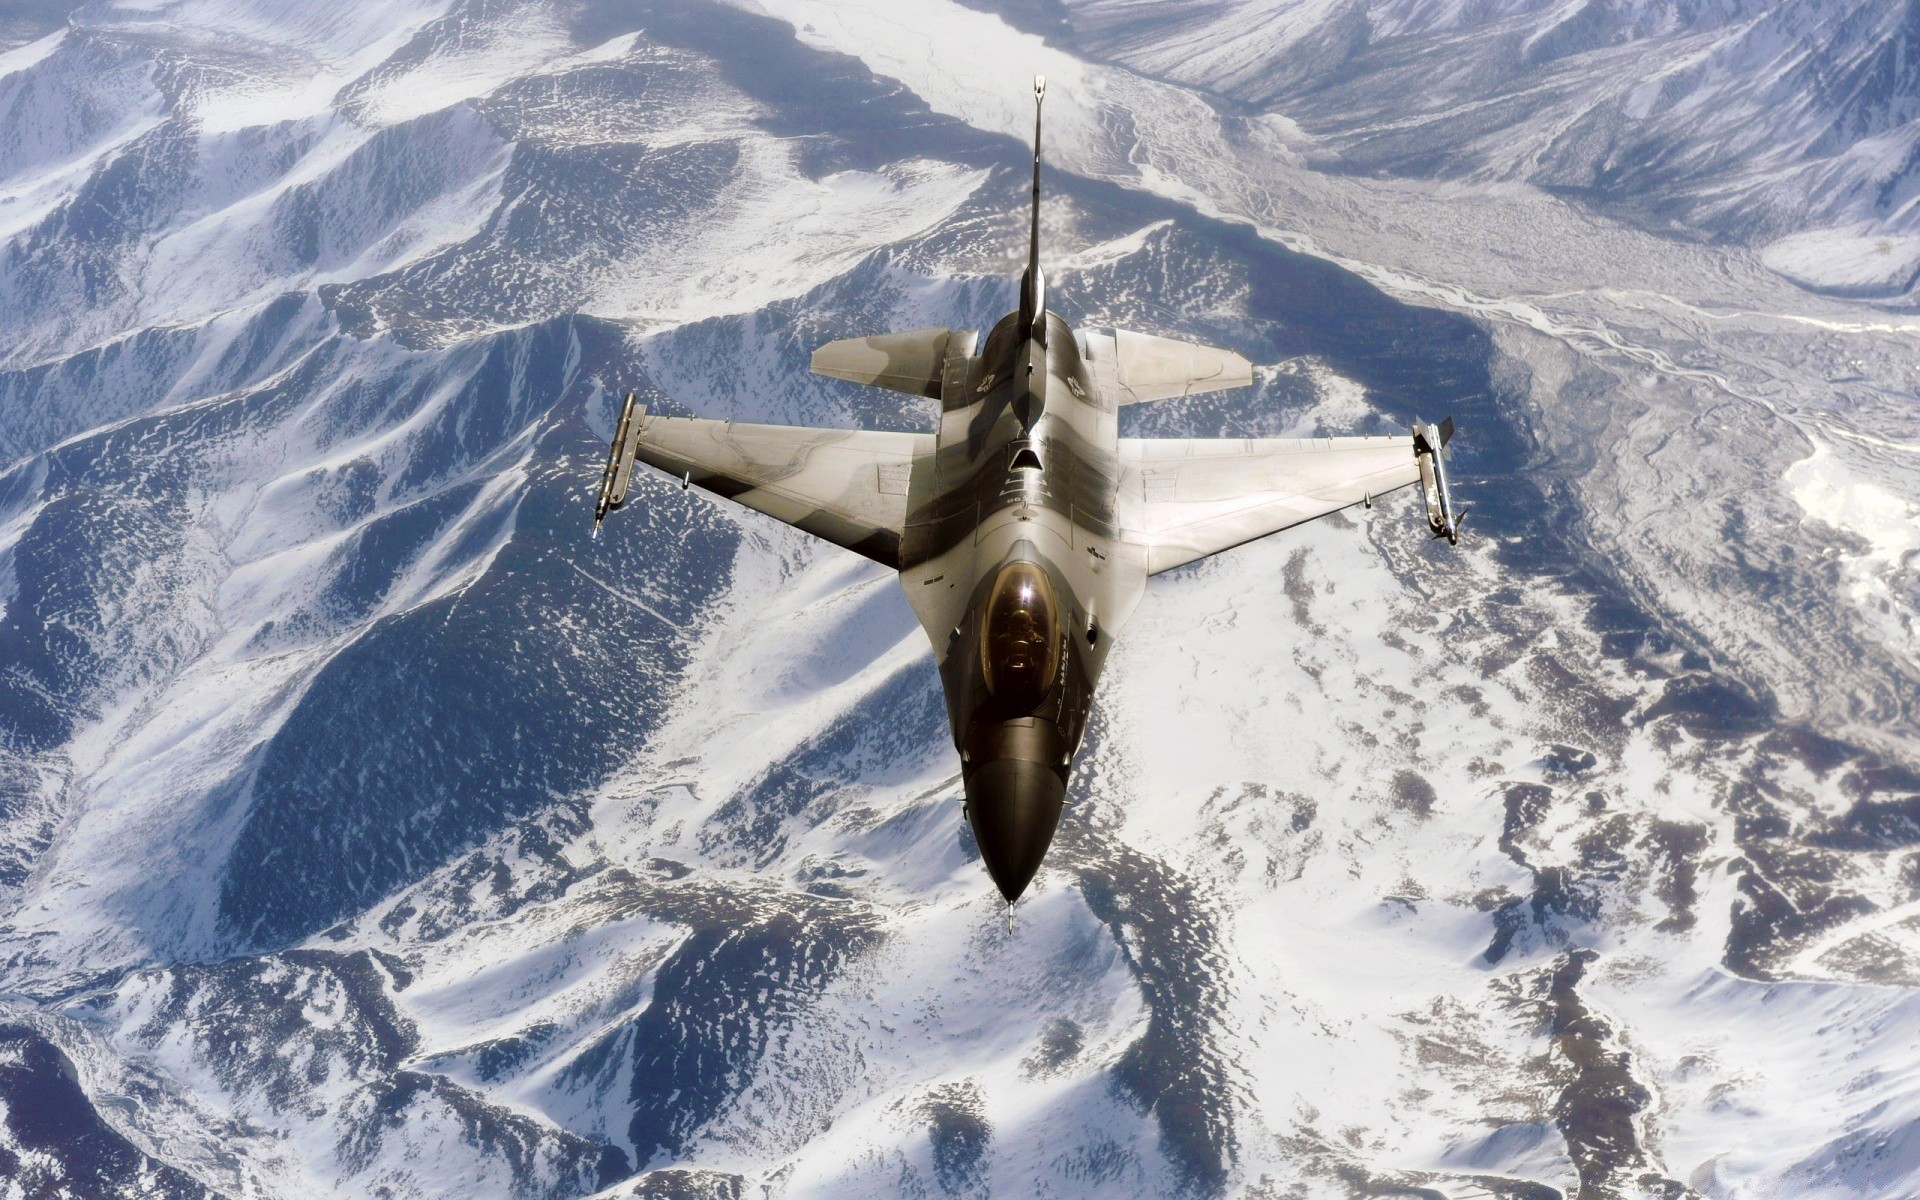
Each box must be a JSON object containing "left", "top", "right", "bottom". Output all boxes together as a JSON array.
[{"left": 980, "top": 561, "right": 1060, "bottom": 709}]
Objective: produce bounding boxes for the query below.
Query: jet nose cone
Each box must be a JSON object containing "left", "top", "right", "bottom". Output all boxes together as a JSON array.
[{"left": 964, "top": 758, "right": 1066, "bottom": 902}]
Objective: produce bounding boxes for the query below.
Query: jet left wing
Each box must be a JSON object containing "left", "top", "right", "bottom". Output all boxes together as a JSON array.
[
  {"left": 1120, "top": 434, "right": 1420, "bottom": 574},
  {"left": 608, "top": 399, "right": 931, "bottom": 568}
]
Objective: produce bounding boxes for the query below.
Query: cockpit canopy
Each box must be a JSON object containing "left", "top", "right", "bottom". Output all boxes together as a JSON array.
[{"left": 980, "top": 560, "right": 1061, "bottom": 711}]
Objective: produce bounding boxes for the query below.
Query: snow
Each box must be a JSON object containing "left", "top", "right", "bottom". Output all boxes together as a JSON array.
[
  {"left": 91, "top": 0, "right": 455, "bottom": 130},
  {"left": 1786, "top": 438, "right": 1920, "bottom": 662},
  {"left": 4, "top": 0, "right": 1920, "bottom": 1197},
  {"left": 347, "top": 6, "right": 573, "bottom": 127},
  {"left": 587, "top": 153, "right": 989, "bottom": 327},
  {"left": 1762, "top": 228, "right": 1920, "bottom": 298},
  {"left": 0, "top": 29, "right": 66, "bottom": 83}
]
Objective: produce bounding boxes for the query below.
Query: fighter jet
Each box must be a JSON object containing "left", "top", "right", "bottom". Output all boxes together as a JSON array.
[{"left": 593, "top": 78, "right": 1462, "bottom": 926}]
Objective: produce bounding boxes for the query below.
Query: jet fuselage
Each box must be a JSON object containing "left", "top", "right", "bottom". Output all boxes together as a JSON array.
[{"left": 896, "top": 308, "right": 1148, "bottom": 904}]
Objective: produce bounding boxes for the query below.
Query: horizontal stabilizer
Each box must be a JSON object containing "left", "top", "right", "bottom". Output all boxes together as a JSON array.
[
  {"left": 1100, "top": 329, "right": 1252, "bottom": 405},
  {"left": 811, "top": 328, "right": 955, "bottom": 399}
]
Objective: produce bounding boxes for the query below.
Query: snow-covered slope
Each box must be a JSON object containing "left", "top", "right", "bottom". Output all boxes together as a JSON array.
[
  {"left": 3, "top": 1, "right": 1920, "bottom": 1198},
  {"left": 1049, "top": 0, "right": 1920, "bottom": 270}
]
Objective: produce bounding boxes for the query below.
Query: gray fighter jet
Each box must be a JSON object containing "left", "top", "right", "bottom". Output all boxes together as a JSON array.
[{"left": 593, "top": 78, "right": 1461, "bottom": 925}]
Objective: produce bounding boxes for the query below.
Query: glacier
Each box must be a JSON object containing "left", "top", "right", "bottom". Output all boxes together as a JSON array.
[{"left": 3, "top": 0, "right": 1920, "bottom": 1197}]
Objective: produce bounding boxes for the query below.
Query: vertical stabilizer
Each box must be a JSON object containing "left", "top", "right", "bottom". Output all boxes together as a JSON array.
[{"left": 1018, "top": 76, "right": 1046, "bottom": 343}]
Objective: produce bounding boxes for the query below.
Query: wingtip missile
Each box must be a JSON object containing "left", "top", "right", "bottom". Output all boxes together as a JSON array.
[
  {"left": 593, "top": 391, "right": 646, "bottom": 536},
  {"left": 1413, "top": 417, "right": 1462, "bottom": 545}
]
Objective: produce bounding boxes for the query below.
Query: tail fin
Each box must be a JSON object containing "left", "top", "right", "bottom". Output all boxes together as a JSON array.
[{"left": 1018, "top": 76, "right": 1046, "bottom": 341}]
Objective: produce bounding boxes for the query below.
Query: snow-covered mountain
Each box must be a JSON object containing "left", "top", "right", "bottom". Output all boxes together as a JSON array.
[
  {"left": 3, "top": 1, "right": 1920, "bottom": 1197},
  {"left": 1051, "top": 0, "right": 1920, "bottom": 286}
]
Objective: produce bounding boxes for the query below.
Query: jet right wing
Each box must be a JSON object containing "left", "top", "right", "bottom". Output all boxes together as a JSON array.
[
  {"left": 596, "top": 394, "right": 931, "bottom": 568},
  {"left": 1120, "top": 434, "right": 1419, "bottom": 573}
]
